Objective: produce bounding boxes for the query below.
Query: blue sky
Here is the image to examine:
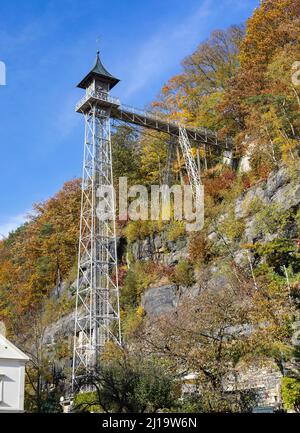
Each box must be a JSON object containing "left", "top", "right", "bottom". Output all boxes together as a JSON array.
[{"left": 0, "top": 0, "right": 259, "bottom": 237}]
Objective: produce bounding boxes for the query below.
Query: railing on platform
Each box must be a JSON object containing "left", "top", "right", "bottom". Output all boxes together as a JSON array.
[
  {"left": 119, "top": 103, "right": 218, "bottom": 140},
  {"left": 76, "top": 90, "right": 121, "bottom": 111},
  {"left": 76, "top": 92, "right": 231, "bottom": 146}
]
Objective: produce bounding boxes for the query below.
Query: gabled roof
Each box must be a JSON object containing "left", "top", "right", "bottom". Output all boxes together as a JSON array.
[
  {"left": 77, "top": 51, "right": 120, "bottom": 90},
  {"left": 0, "top": 334, "right": 30, "bottom": 361}
]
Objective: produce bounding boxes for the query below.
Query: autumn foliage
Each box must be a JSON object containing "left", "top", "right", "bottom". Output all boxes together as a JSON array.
[
  {"left": 1, "top": 0, "right": 299, "bottom": 333},
  {"left": 155, "top": 0, "right": 300, "bottom": 174},
  {"left": 0, "top": 179, "right": 81, "bottom": 329}
]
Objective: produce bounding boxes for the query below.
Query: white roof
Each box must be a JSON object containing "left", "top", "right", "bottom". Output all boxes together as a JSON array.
[{"left": 0, "top": 334, "right": 30, "bottom": 361}]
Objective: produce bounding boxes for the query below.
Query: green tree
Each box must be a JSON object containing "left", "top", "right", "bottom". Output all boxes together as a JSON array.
[
  {"left": 74, "top": 354, "right": 176, "bottom": 413},
  {"left": 112, "top": 124, "right": 141, "bottom": 184},
  {"left": 154, "top": 25, "right": 244, "bottom": 132}
]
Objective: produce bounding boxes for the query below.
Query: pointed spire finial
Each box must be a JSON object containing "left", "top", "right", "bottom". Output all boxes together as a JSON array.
[
  {"left": 77, "top": 49, "right": 120, "bottom": 90},
  {"left": 96, "top": 35, "right": 101, "bottom": 56}
]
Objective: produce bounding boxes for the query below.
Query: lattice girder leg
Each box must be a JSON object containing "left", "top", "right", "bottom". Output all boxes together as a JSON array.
[{"left": 72, "top": 105, "right": 121, "bottom": 391}]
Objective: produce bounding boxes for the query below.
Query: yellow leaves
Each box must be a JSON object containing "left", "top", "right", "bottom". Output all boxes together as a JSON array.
[
  {"left": 101, "top": 341, "right": 125, "bottom": 363},
  {"left": 281, "top": 138, "right": 299, "bottom": 163},
  {"left": 124, "top": 220, "right": 165, "bottom": 243},
  {"left": 198, "top": 147, "right": 206, "bottom": 159},
  {"left": 281, "top": 376, "right": 300, "bottom": 411},
  {"left": 0, "top": 179, "right": 81, "bottom": 327},
  {"left": 218, "top": 210, "right": 245, "bottom": 242},
  {"left": 240, "top": 0, "right": 297, "bottom": 67},
  {"left": 259, "top": 105, "right": 299, "bottom": 163},
  {"left": 161, "top": 74, "right": 185, "bottom": 95},
  {"left": 193, "top": 91, "right": 223, "bottom": 130},
  {"left": 190, "top": 147, "right": 197, "bottom": 158},
  {"left": 223, "top": 0, "right": 300, "bottom": 150},
  {"left": 121, "top": 307, "right": 144, "bottom": 340},
  {"left": 139, "top": 132, "right": 168, "bottom": 184},
  {"left": 266, "top": 45, "right": 300, "bottom": 92},
  {"left": 136, "top": 305, "right": 145, "bottom": 318},
  {"left": 152, "top": 26, "right": 242, "bottom": 134}
]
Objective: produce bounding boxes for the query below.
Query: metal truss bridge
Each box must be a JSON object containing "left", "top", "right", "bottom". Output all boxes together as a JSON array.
[{"left": 75, "top": 90, "right": 232, "bottom": 149}]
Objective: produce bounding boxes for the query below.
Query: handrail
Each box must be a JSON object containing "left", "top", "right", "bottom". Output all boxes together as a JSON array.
[
  {"left": 119, "top": 103, "right": 218, "bottom": 139},
  {"left": 76, "top": 90, "right": 121, "bottom": 111},
  {"left": 76, "top": 92, "right": 231, "bottom": 144}
]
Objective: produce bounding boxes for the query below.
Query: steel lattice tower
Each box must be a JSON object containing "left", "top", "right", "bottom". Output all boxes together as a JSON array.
[
  {"left": 72, "top": 52, "right": 121, "bottom": 391},
  {"left": 70, "top": 51, "right": 231, "bottom": 395}
]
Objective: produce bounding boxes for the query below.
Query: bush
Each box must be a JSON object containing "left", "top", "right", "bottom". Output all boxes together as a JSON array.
[
  {"left": 218, "top": 210, "right": 245, "bottom": 242},
  {"left": 120, "top": 261, "right": 170, "bottom": 310},
  {"left": 281, "top": 377, "right": 300, "bottom": 412},
  {"left": 189, "top": 232, "right": 212, "bottom": 265},
  {"left": 121, "top": 306, "right": 145, "bottom": 339},
  {"left": 241, "top": 197, "right": 263, "bottom": 218},
  {"left": 166, "top": 221, "right": 185, "bottom": 242},
  {"left": 73, "top": 391, "right": 102, "bottom": 413},
  {"left": 120, "top": 262, "right": 153, "bottom": 309},
  {"left": 254, "top": 203, "right": 292, "bottom": 237},
  {"left": 254, "top": 239, "right": 299, "bottom": 272},
  {"left": 124, "top": 220, "right": 164, "bottom": 243},
  {"left": 170, "top": 260, "right": 194, "bottom": 287},
  {"left": 75, "top": 355, "right": 177, "bottom": 413}
]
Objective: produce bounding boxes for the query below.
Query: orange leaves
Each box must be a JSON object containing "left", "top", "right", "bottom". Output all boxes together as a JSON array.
[
  {"left": 204, "top": 168, "right": 236, "bottom": 202},
  {"left": 0, "top": 179, "right": 81, "bottom": 328},
  {"left": 238, "top": 0, "right": 300, "bottom": 97},
  {"left": 221, "top": 0, "right": 300, "bottom": 167},
  {"left": 240, "top": 0, "right": 300, "bottom": 69}
]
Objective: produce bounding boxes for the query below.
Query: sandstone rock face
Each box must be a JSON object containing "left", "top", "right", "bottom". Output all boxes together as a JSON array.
[
  {"left": 234, "top": 166, "right": 300, "bottom": 245},
  {"left": 235, "top": 166, "right": 300, "bottom": 219},
  {"left": 141, "top": 285, "right": 179, "bottom": 316},
  {"left": 266, "top": 167, "right": 290, "bottom": 199},
  {"left": 45, "top": 164, "right": 300, "bottom": 410},
  {"left": 44, "top": 310, "right": 75, "bottom": 345},
  {"left": 271, "top": 183, "right": 300, "bottom": 210},
  {"left": 130, "top": 165, "right": 300, "bottom": 410},
  {"left": 128, "top": 233, "right": 188, "bottom": 265}
]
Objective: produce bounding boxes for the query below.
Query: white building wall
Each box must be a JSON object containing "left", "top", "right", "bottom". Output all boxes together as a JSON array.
[
  {"left": 0, "top": 359, "right": 27, "bottom": 412},
  {"left": 0, "top": 329, "right": 29, "bottom": 413}
]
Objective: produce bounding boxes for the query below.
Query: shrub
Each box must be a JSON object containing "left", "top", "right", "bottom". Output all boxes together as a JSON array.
[
  {"left": 75, "top": 355, "right": 176, "bottom": 413},
  {"left": 166, "top": 221, "right": 185, "bottom": 242},
  {"left": 218, "top": 210, "right": 245, "bottom": 242},
  {"left": 170, "top": 260, "right": 194, "bottom": 287},
  {"left": 241, "top": 197, "right": 263, "bottom": 218},
  {"left": 124, "top": 220, "right": 164, "bottom": 243},
  {"left": 120, "top": 268, "right": 139, "bottom": 309},
  {"left": 254, "top": 239, "right": 299, "bottom": 272},
  {"left": 121, "top": 307, "right": 144, "bottom": 339},
  {"left": 254, "top": 203, "right": 292, "bottom": 237},
  {"left": 73, "top": 391, "right": 101, "bottom": 413},
  {"left": 120, "top": 261, "right": 167, "bottom": 309},
  {"left": 281, "top": 377, "right": 300, "bottom": 412},
  {"left": 189, "top": 232, "right": 212, "bottom": 265},
  {"left": 204, "top": 167, "right": 236, "bottom": 202}
]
